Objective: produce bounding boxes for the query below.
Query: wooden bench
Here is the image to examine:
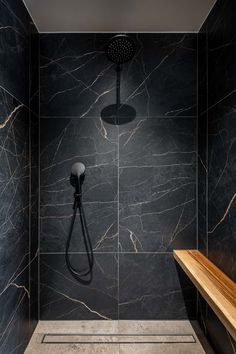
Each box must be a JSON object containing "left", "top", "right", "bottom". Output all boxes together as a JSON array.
[{"left": 173, "top": 250, "right": 236, "bottom": 341}]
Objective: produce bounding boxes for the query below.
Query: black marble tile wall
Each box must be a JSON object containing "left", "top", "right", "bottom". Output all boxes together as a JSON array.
[
  {"left": 198, "top": 0, "right": 236, "bottom": 352},
  {"left": 119, "top": 118, "right": 196, "bottom": 253},
  {"left": 40, "top": 254, "right": 118, "bottom": 320},
  {"left": 40, "top": 117, "right": 118, "bottom": 255},
  {"left": 40, "top": 33, "right": 198, "bottom": 320},
  {"left": 0, "top": 0, "right": 39, "bottom": 353},
  {"left": 29, "top": 27, "right": 39, "bottom": 329},
  {"left": 119, "top": 253, "right": 196, "bottom": 320},
  {"left": 198, "top": 22, "right": 208, "bottom": 255},
  {"left": 40, "top": 34, "right": 197, "bottom": 118}
]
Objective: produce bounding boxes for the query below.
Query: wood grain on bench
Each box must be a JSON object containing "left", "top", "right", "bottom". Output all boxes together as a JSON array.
[{"left": 174, "top": 250, "right": 236, "bottom": 341}]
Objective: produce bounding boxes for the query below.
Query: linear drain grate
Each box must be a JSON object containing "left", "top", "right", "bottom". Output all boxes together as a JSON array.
[{"left": 42, "top": 334, "right": 196, "bottom": 344}]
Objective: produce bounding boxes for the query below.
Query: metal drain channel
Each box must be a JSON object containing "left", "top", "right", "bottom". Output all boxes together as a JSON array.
[{"left": 43, "top": 333, "right": 196, "bottom": 344}]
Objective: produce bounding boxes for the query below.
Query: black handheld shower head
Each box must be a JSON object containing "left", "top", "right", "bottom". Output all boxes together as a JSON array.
[
  {"left": 71, "top": 162, "right": 85, "bottom": 178},
  {"left": 70, "top": 162, "right": 85, "bottom": 191},
  {"left": 105, "top": 34, "right": 136, "bottom": 65},
  {"left": 66, "top": 162, "right": 94, "bottom": 285}
]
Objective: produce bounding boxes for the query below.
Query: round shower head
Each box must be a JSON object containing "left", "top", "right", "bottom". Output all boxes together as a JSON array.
[
  {"left": 105, "top": 34, "right": 136, "bottom": 64},
  {"left": 71, "top": 162, "right": 85, "bottom": 178}
]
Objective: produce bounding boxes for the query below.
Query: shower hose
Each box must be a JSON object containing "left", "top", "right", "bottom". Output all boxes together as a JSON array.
[{"left": 65, "top": 190, "right": 94, "bottom": 284}]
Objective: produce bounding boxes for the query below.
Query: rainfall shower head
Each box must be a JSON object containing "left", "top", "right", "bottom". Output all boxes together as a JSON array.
[
  {"left": 101, "top": 34, "right": 137, "bottom": 124},
  {"left": 105, "top": 34, "right": 136, "bottom": 64}
]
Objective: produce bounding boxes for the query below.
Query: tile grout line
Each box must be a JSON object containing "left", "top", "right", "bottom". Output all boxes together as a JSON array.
[
  {"left": 206, "top": 24, "right": 209, "bottom": 259},
  {"left": 38, "top": 34, "right": 41, "bottom": 322},
  {"left": 118, "top": 119, "right": 121, "bottom": 353},
  {"left": 118, "top": 119, "right": 120, "bottom": 324},
  {"left": 196, "top": 33, "right": 199, "bottom": 252},
  {"left": 196, "top": 33, "right": 199, "bottom": 319},
  {"left": 40, "top": 115, "right": 197, "bottom": 119},
  {"left": 40, "top": 251, "right": 174, "bottom": 254},
  {"left": 28, "top": 26, "right": 32, "bottom": 330},
  {"left": 39, "top": 31, "right": 199, "bottom": 34}
]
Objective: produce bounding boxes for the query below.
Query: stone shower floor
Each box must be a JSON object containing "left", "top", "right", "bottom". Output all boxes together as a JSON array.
[{"left": 25, "top": 320, "right": 214, "bottom": 353}]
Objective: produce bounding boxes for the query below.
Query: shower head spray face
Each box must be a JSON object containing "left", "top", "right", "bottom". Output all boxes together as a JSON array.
[
  {"left": 105, "top": 34, "right": 136, "bottom": 64},
  {"left": 70, "top": 162, "right": 85, "bottom": 190},
  {"left": 71, "top": 162, "right": 85, "bottom": 178}
]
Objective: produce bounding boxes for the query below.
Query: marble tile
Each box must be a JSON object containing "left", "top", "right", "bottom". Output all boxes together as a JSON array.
[
  {"left": 197, "top": 23, "right": 208, "bottom": 254},
  {"left": 30, "top": 28, "right": 39, "bottom": 115},
  {"left": 25, "top": 339, "right": 205, "bottom": 354},
  {"left": 26, "top": 341, "right": 120, "bottom": 354},
  {"left": 197, "top": 0, "right": 236, "bottom": 352},
  {"left": 25, "top": 335, "right": 120, "bottom": 354},
  {"left": 119, "top": 343, "right": 205, "bottom": 354},
  {"left": 118, "top": 320, "right": 197, "bottom": 334},
  {"left": 29, "top": 24, "right": 40, "bottom": 338},
  {"left": 0, "top": 0, "right": 32, "bottom": 105},
  {"left": 198, "top": 113, "right": 207, "bottom": 254},
  {"left": 122, "top": 34, "right": 197, "bottom": 118},
  {"left": 39, "top": 33, "right": 198, "bottom": 324},
  {"left": 30, "top": 113, "right": 39, "bottom": 256},
  {"left": 119, "top": 118, "right": 196, "bottom": 252},
  {"left": 119, "top": 253, "right": 196, "bottom": 320},
  {"left": 0, "top": 87, "right": 31, "bottom": 353},
  {"left": 40, "top": 34, "right": 197, "bottom": 118},
  {"left": 35, "top": 320, "right": 118, "bottom": 334},
  {"left": 40, "top": 254, "right": 118, "bottom": 320},
  {"left": 208, "top": 102, "right": 236, "bottom": 281},
  {"left": 198, "top": 22, "right": 208, "bottom": 117},
  {"left": 40, "top": 117, "right": 118, "bottom": 204},
  {"left": 197, "top": 294, "right": 208, "bottom": 339},
  {"left": 30, "top": 257, "right": 39, "bottom": 329},
  {"left": 119, "top": 118, "right": 196, "bottom": 167},
  {"left": 30, "top": 111, "right": 39, "bottom": 325},
  {"left": 29, "top": 46, "right": 40, "bottom": 339},
  {"left": 207, "top": 0, "right": 236, "bottom": 109},
  {"left": 205, "top": 305, "right": 236, "bottom": 354},
  {"left": 0, "top": 266, "right": 30, "bottom": 353},
  {"left": 41, "top": 201, "right": 118, "bottom": 253},
  {"left": 0, "top": 0, "right": 39, "bottom": 352},
  {"left": 25, "top": 320, "right": 210, "bottom": 354},
  {"left": 40, "top": 117, "right": 118, "bottom": 253},
  {"left": 0, "top": 89, "right": 30, "bottom": 322}
]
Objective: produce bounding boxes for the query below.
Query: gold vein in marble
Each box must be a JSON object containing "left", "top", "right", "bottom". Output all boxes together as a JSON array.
[
  {"left": 0, "top": 104, "right": 23, "bottom": 129},
  {"left": 208, "top": 192, "right": 236, "bottom": 234}
]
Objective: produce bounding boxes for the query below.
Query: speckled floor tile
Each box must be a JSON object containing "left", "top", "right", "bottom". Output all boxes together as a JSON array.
[{"left": 25, "top": 320, "right": 213, "bottom": 353}]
